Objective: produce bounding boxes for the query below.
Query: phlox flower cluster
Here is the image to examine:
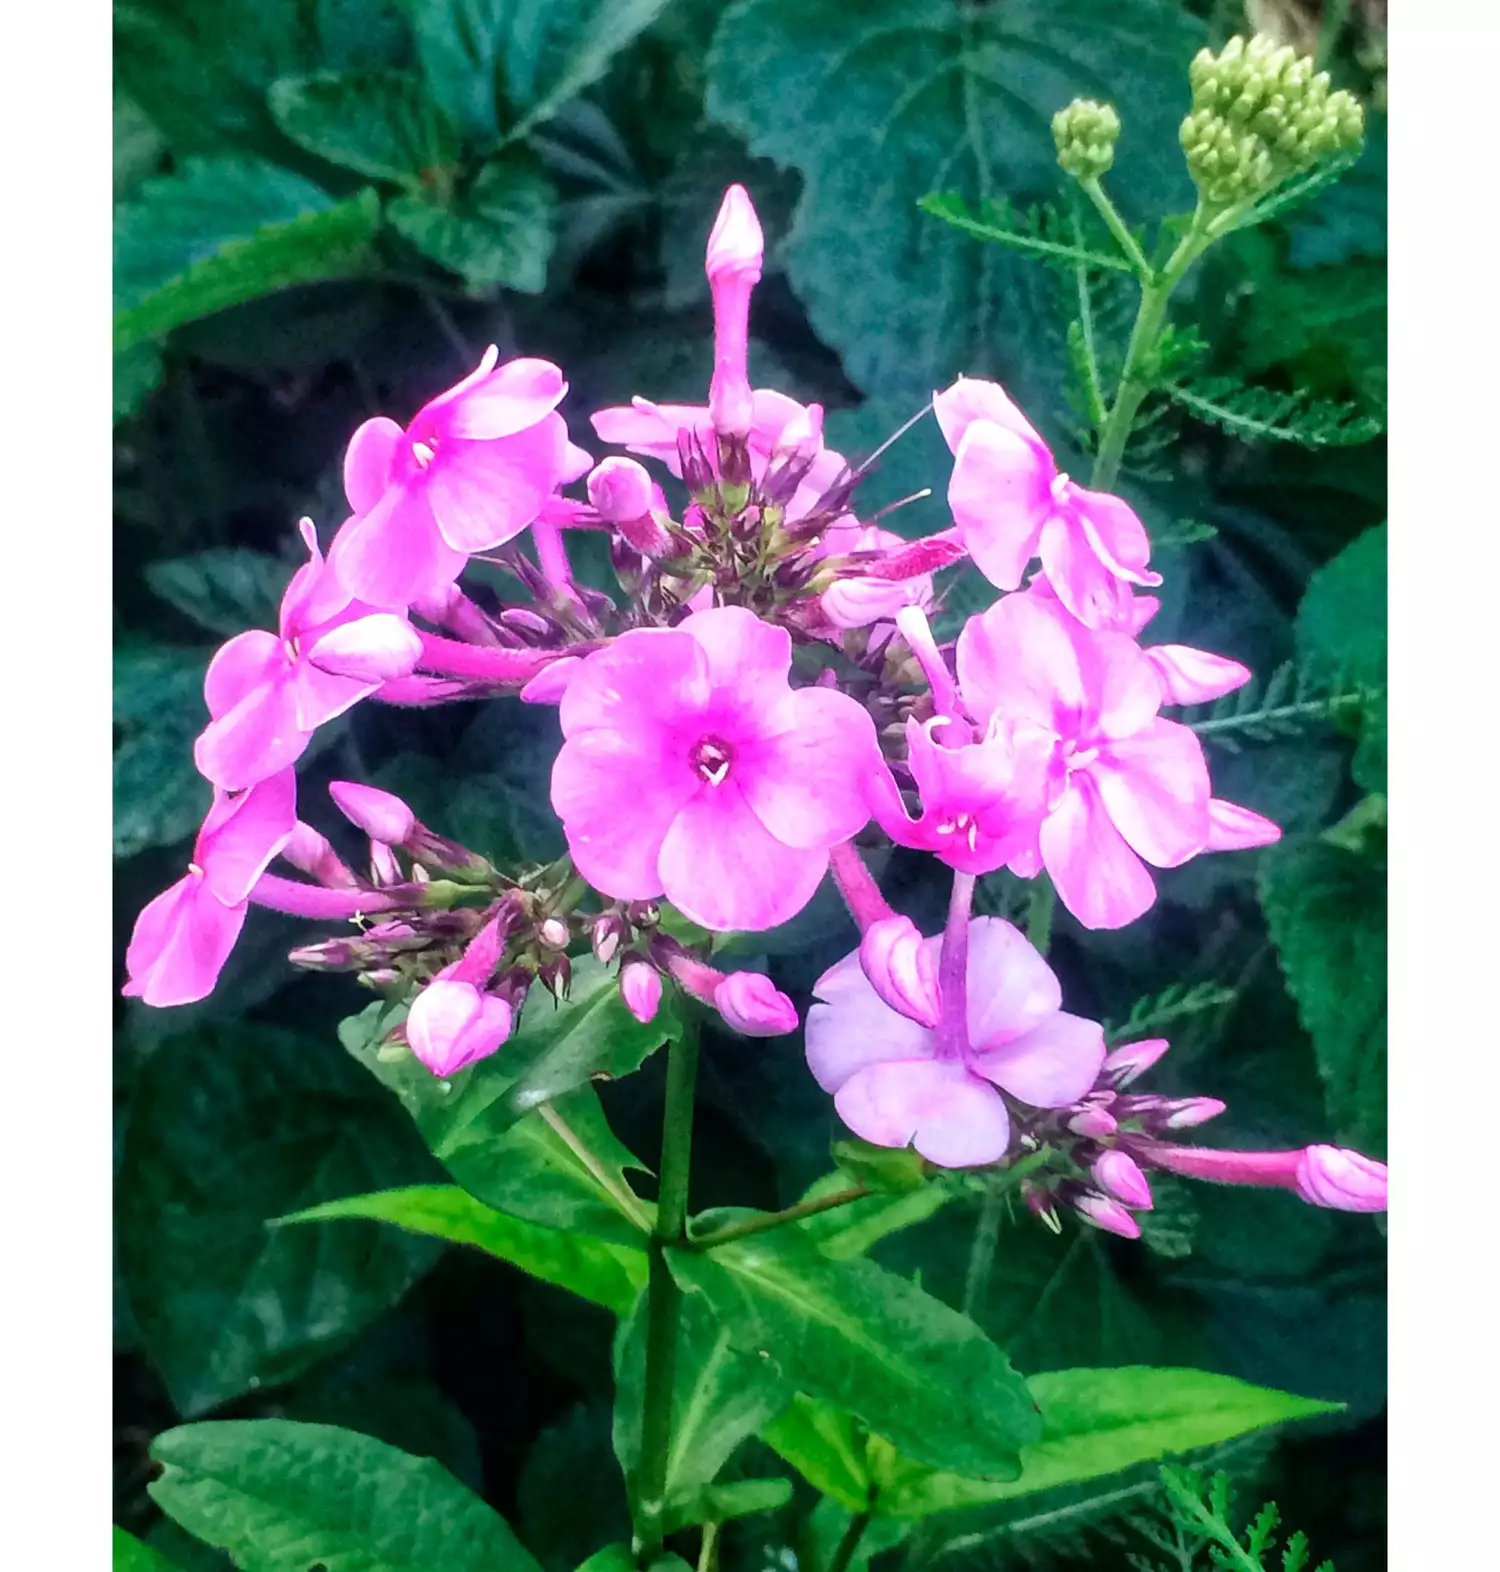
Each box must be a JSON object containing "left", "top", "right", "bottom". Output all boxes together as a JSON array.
[{"left": 124, "top": 182, "right": 1384, "bottom": 1224}]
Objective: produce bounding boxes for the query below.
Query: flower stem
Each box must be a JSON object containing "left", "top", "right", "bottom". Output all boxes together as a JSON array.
[
  {"left": 934, "top": 871, "right": 976, "bottom": 1060},
  {"left": 634, "top": 1010, "right": 701, "bottom": 1566},
  {"left": 1077, "top": 177, "right": 1151, "bottom": 277},
  {"left": 688, "top": 1184, "right": 872, "bottom": 1251},
  {"left": 828, "top": 1509, "right": 873, "bottom": 1572}
]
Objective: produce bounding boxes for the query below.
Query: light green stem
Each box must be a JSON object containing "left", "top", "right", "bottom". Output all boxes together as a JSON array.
[{"left": 689, "top": 1185, "right": 872, "bottom": 1251}]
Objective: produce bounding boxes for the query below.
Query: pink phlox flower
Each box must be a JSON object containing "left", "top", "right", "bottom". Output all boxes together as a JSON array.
[
  {"left": 955, "top": 586, "right": 1215, "bottom": 928},
  {"left": 934, "top": 376, "right": 1161, "bottom": 627},
  {"left": 817, "top": 522, "right": 937, "bottom": 631},
  {"left": 551, "top": 605, "right": 880, "bottom": 932},
  {"left": 807, "top": 916, "right": 1105, "bottom": 1168},
  {"left": 406, "top": 913, "right": 514, "bottom": 1076},
  {"left": 123, "top": 771, "right": 297, "bottom": 1007},
  {"left": 194, "top": 520, "right": 422, "bottom": 791},
  {"left": 328, "top": 348, "right": 572, "bottom": 609}
]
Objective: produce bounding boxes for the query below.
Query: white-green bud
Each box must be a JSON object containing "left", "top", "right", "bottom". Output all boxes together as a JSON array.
[{"left": 1053, "top": 98, "right": 1122, "bottom": 181}]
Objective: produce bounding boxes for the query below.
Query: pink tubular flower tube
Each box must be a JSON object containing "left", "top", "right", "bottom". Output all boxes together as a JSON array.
[
  {"left": 327, "top": 348, "right": 572, "bottom": 609},
  {"left": 934, "top": 376, "right": 1161, "bottom": 627},
  {"left": 123, "top": 771, "right": 298, "bottom": 1007},
  {"left": 806, "top": 916, "right": 1106, "bottom": 1168},
  {"left": 194, "top": 521, "right": 423, "bottom": 791},
  {"left": 1142, "top": 1140, "right": 1387, "bottom": 1212},
  {"left": 955, "top": 586, "right": 1224, "bottom": 928},
  {"left": 550, "top": 605, "right": 881, "bottom": 931}
]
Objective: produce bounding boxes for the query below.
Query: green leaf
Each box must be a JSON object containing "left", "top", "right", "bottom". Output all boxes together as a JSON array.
[
  {"left": 114, "top": 159, "right": 380, "bottom": 351},
  {"left": 117, "top": 1027, "right": 440, "bottom": 1415},
  {"left": 918, "top": 194, "right": 1133, "bottom": 272},
  {"left": 574, "top": 1549, "right": 635, "bottom": 1572},
  {"left": 761, "top": 1396, "right": 877, "bottom": 1513},
  {"left": 341, "top": 1002, "right": 653, "bottom": 1245},
  {"left": 145, "top": 550, "right": 291, "bottom": 637},
  {"left": 115, "top": 342, "right": 165, "bottom": 423},
  {"left": 280, "top": 1183, "right": 646, "bottom": 1314},
  {"left": 671, "top": 1219, "right": 1042, "bottom": 1478},
  {"left": 115, "top": 92, "right": 165, "bottom": 200},
  {"left": 793, "top": 1170, "right": 953, "bottom": 1262},
  {"left": 114, "top": 1526, "right": 180, "bottom": 1570},
  {"left": 831, "top": 1140, "right": 929, "bottom": 1195},
  {"left": 706, "top": 0, "right": 1201, "bottom": 406},
  {"left": 114, "top": 646, "right": 210, "bottom": 858},
  {"left": 1259, "top": 838, "right": 1387, "bottom": 1158},
  {"left": 269, "top": 69, "right": 461, "bottom": 187},
  {"left": 149, "top": 1420, "right": 544, "bottom": 1572},
  {"left": 613, "top": 1287, "right": 793, "bottom": 1515},
  {"left": 388, "top": 151, "right": 556, "bottom": 291},
  {"left": 871, "top": 1367, "right": 1340, "bottom": 1518},
  {"left": 1165, "top": 378, "right": 1382, "bottom": 448}
]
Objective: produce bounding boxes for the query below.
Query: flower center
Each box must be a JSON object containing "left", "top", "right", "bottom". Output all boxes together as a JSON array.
[
  {"left": 1051, "top": 471, "right": 1071, "bottom": 501},
  {"left": 412, "top": 439, "right": 437, "bottom": 469},
  {"left": 1060, "top": 737, "right": 1099, "bottom": 775},
  {"left": 934, "top": 811, "right": 980, "bottom": 852},
  {"left": 284, "top": 637, "right": 300, "bottom": 663},
  {"left": 691, "top": 737, "right": 733, "bottom": 787}
]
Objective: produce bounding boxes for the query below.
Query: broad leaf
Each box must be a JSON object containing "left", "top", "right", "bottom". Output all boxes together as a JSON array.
[
  {"left": 671, "top": 1217, "right": 1042, "bottom": 1478},
  {"left": 761, "top": 1395, "right": 876, "bottom": 1513},
  {"left": 149, "top": 1420, "right": 543, "bottom": 1572},
  {"left": 145, "top": 550, "right": 290, "bottom": 637},
  {"left": 114, "top": 1526, "right": 179, "bottom": 1571},
  {"left": 114, "top": 646, "right": 210, "bottom": 858},
  {"left": 114, "top": 159, "right": 380, "bottom": 351},
  {"left": 269, "top": 69, "right": 460, "bottom": 186},
  {"left": 117, "top": 1027, "right": 440, "bottom": 1415},
  {"left": 282, "top": 1183, "right": 646, "bottom": 1314}
]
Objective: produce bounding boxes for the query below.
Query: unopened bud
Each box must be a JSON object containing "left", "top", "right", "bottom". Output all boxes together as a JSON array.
[
  {"left": 627, "top": 901, "right": 661, "bottom": 928},
  {"left": 538, "top": 916, "right": 570, "bottom": 949},
  {"left": 282, "top": 821, "right": 358, "bottom": 888},
  {"left": 369, "top": 841, "right": 402, "bottom": 886},
  {"left": 1101, "top": 1037, "right": 1170, "bottom": 1088},
  {"left": 1159, "top": 1097, "right": 1228, "bottom": 1130},
  {"left": 588, "top": 456, "right": 655, "bottom": 523},
  {"left": 1294, "top": 1145, "right": 1387, "bottom": 1212},
  {"left": 1024, "top": 1184, "right": 1063, "bottom": 1234},
  {"left": 1091, "top": 1150, "right": 1154, "bottom": 1210},
  {"left": 620, "top": 958, "right": 662, "bottom": 1024},
  {"left": 714, "top": 971, "right": 799, "bottom": 1037},
  {"left": 539, "top": 953, "right": 572, "bottom": 999},
  {"left": 859, "top": 915, "right": 942, "bottom": 1028},
  {"left": 1072, "top": 1190, "right": 1142, "bottom": 1239},
  {"left": 1053, "top": 98, "right": 1121, "bottom": 181},
  {"left": 706, "top": 184, "right": 764, "bottom": 285},
  {"left": 407, "top": 975, "right": 513, "bottom": 1076},
  {"left": 1068, "top": 1104, "right": 1119, "bottom": 1138},
  {"left": 330, "top": 781, "right": 416, "bottom": 846},
  {"left": 592, "top": 914, "right": 627, "bottom": 966}
]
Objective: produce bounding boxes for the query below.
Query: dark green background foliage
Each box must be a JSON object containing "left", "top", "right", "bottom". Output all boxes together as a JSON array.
[{"left": 114, "top": 0, "right": 1387, "bottom": 1566}]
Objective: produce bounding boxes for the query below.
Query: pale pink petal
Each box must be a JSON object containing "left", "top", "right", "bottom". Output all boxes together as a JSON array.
[
  {"left": 203, "top": 630, "right": 285, "bottom": 720},
  {"left": 327, "top": 486, "right": 465, "bottom": 610},
  {"left": 970, "top": 1010, "right": 1106, "bottom": 1107},
  {"left": 1090, "top": 719, "right": 1211, "bottom": 868},
  {"left": 806, "top": 949, "right": 935, "bottom": 1092},
  {"left": 591, "top": 399, "right": 711, "bottom": 473},
  {"left": 520, "top": 656, "right": 584, "bottom": 705},
  {"left": 421, "top": 355, "right": 565, "bottom": 440},
  {"left": 344, "top": 416, "right": 404, "bottom": 513},
  {"left": 1040, "top": 775, "right": 1158, "bottom": 930},
  {"left": 306, "top": 613, "right": 423, "bottom": 682},
  {"left": 408, "top": 978, "right": 492, "bottom": 1076},
  {"left": 962, "top": 916, "right": 1063, "bottom": 1047},
  {"left": 1146, "top": 644, "right": 1252, "bottom": 706},
  {"left": 558, "top": 629, "right": 709, "bottom": 739},
  {"left": 1068, "top": 486, "right": 1160, "bottom": 585},
  {"left": 560, "top": 441, "right": 593, "bottom": 484},
  {"left": 834, "top": 1059, "right": 1012, "bottom": 1168},
  {"left": 1094, "top": 629, "right": 1167, "bottom": 740},
  {"left": 680, "top": 605, "right": 794, "bottom": 690},
  {"left": 425, "top": 418, "right": 567, "bottom": 553},
  {"left": 1037, "top": 512, "right": 1138, "bottom": 630},
  {"left": 1206, "top": 798, "right": 1282, "bottom": 850},
  {"left": 197, "top": 769, "right": 298, "bottom": 904},
  {"left": 123, "top": 876, "right": 248, "bottom": 1008},
  {"left": 947, "top": 421, "right": 1052, "bottom": 590},
  {"left": 1295, "top": 1146, "right": 1387, "bottom": 1211},
  {"left": 657, "top": 783, "right": 828, "bottom": 932},
  {"left": 956, "top": 590, "right": 1094, "bottom": 734},
  {"left": 933, "top": 376, "right": 1046, "bottom": 451},
  {"left": 193, "top": 675, "right": 308, "bottom": 791}
]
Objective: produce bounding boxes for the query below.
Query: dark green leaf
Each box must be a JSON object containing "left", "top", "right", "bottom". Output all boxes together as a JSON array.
[
  {"left": 114, "top": 647, "right": 210, "bottom": 858},
  {"left": 149, "top": 1420, "right": 544, "bottom": 1572},
  {"left": 519, "top": 1403, "right": 633, "bottom": 1569},
  {"left": 676, "top": 1479, "right": 794, "bottom": 1530},
  {"left": 1165, "top": 378, "right": 1382, "bottom": 448},
  {"left": 115, "top": 343, "right": 165, "bottom": 423},
  {"left": 117, "top": 1026, "right": 440, "bottom": 1414},
  {"left": 280, "top": 1183, "right": 646, "bottom": 1314},
  {"left": 671, "top": 1218, "right": 1042, "bottom": 1477},
  {"left": 145, "top": 550, "right": 290, "bottom": 637},
  {"left": 269, "top": 69, "right": 461, "bottom": 187},
  {"left": 573, "top": 1549, "right": 635, "bottom": 1572},
  {"left": 114, "top": 1526, "right": 180, "bottom": 1571},
  {"left": 115, "top": 92, "right": 165, "bottom": 200},
  {"left": 918, "top": 194, "right": 1133, "bottom": 272}
]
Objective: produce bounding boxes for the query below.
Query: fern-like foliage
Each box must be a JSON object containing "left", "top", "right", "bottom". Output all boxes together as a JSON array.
[
  {"left": 919, "top": 192, "right": 1135, "bottom": 273},
  {"left": 1151, "top": 518, "right": 1220, "bottom": 551},
  {"left": 1181, "top": 661, "right": 1375, "bottom": 751},
  {"left": 1125, "top": 1467, "right": 1334, "bottom": 1572},
  {"left": 1228, "top": 146, "right": 1365, "bottom": 234},
  {"left": 1103, "top": 981, "right": 1239, "bottom": 1046},
  {"left": 1166, "top": 376, "right": 1382, "bottom": 448}
]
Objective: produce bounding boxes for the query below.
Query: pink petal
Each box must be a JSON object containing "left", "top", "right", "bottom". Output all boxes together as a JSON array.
[
  {"left": 1040, "top": 775, "right": 1158, "bottom": 930},
  {"left": 1207, "top": 798, "right": 1282, "bottom": 850},
  {"left": 1145, "top": 644, "right": 1252, "bottom": 705},
  {"left": 956, "top": 590, "right": 1094, "bottom": 735},
  {"left": 344, "top": 416, "right": 404, "bottom": 514},
  {"left": 558, "top": 629, "right": 710, "bottom": 739},
  {"left": 591, "top": 398, "right": 711, "bottom": 473},
  {"left": 657, "top": 783, "right": 828, "bottom": 932},
  {"left": 203, "top": 630, "right": 285, "bottom": 721},
  {"left": 680, "top": 604, "right": 793, "bottom": 690},
  {"left": 738, "top": 686, "right": 879, "bottom": 850},
  {"left": 197, "top": 769, "right": 298, "bottom": 904},
  {"left": 306, "top": 613, "right": 423, "bottom": 682},
  {"left": 1037, "top": 512, "right": 1138, "bottom": 630},
  {"left": 1068, "top": 486, "right": 1160, "bottom": 585},
  {"left": 407, "top": 978, "right": 485, "bottom": 1076},
  {"left": 1090, "top": 719, "right": 1211, "bottom": 868},
  {"left": 123, "top": 876, "right": 248, "bottom": 1008},
  {"left": 423, "top": 356, "right": 566, "bottom": 440},
  {"left": 520, "top": 656, "right": 583, "bottom": 705},
  {"left": 327, "top": 486, "right": 466, "bottom": 610},
  {"left": 962, "top": 916, "right": 1063, "bottom": 1047},
  {"left": 806, "top": 949, "right": 936, "bottom": 1092},
  {"left": 946, "top": 421, "right": 1052, "bottom": 590},
  {"left": 932, "top": 376, "right": 1046, "bottom": 452},
  {"left": 425, "top": 418, "right": 567, "bottom": 553},
  {"left": 834, "top": 1059, "right": 1012, "bottom": 1168},
  {"left": 288, "top": 661, "right": 375, "bottom": 732},
  {"left": 1094, "top": 629, "right": 1167, "bottom": 740},
  {"left": 970, "top": 1009, "right": 1106, "bottom": 1108},
  {"left": 193, "top": 674, "right": 309, "bottom": 791}
]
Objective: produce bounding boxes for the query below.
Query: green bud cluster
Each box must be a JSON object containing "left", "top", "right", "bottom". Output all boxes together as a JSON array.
[
  {"left": 1052, "top": 98, "right": 1121, "bottom": 182},
  {"left": 1180, "top": 34, "right": 1364, "bottom": 207}
]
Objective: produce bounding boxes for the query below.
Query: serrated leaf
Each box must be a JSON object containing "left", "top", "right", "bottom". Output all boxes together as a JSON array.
[
  {"left": 671, "top": 1217, "right": 1042, "bottom": 1477},
  {"left": 280, "top": 1183, "right": 646, "bottom": 1314},
  {"left": 145, "top": 550, "right": 291, "bottom": 636},
  {"left": 115, "top": 159, "right": 380, "bottom": 350},
  {"left": 918, "top": 194, "right": 1134, "bottom": 272},
  {"left": 114, "top": 1526, "right": 180, "bottom": 1571},
  {"left": 1165, "top": 378, "right": 1381, "bottom": 448},
  {"left": 269, "top": 69, "right": 461, "bottom": 187},
  {"left": 114, "top": 647, "right": 211, "bottom": 858},
  {"left": 149, "top": 1420, "right": 544, "bottom": 1572},
  {"left": 117, "top": 1027, "right": 440, "bottom": 1415}
]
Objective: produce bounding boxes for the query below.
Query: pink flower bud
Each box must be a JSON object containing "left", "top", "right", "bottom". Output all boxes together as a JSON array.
[
  {"left": 592, "top": 914, "right": 626, "bottom": 965},
  {"left": 539, "top": 917, "right": 570, "bottom": 949},
  {"left": 705, "top": 184, "right": 764, "bottom": 285},
  {"left": 1102, "top": 1038, "right": 1169, "bottom": 1087},
  {"left": 1144, "top": 644, "right": 1252, "bottom": 705},
  {"left": 1073, "top": 1191, "right": 1142, "bottom": 1239},
  {"left": 588, "top": 456, "right": 656, "bottom": 523},
  {"left": 1206, "top": 799, "right": 1282, "bottom": 851},
  {"left": 282, "top": 821, "right": 358, "bottom": 888},
  {"left": 369, "top": 841, "right": 401, "bottom": 886},
  {"left": 407, "top": 976, "right": 513, "bottom": 1076},
  {"left": 330, "top": 782, "right": 416, "bottom": 845},
  {"left": 709, "top": 372, "right": 755, "bottom": 441},
  {"left": 859, "top": 915, "right": 943, "bottom": 1028},
  {"left": 520, "top": 656, "right": 583, "bottom": 706},
  {"left": 1294, "top": 1145, "right": 1388, "bottom": 1212},
  {"left": 1160, "top": 1097, "right": 1227, "bottom": 1130},
  {"left": 1091, "top": 1150, "right": 1154, "bottom": 1210},
  {"left": 706, "top": 185, "right": 763, "bottom": 441},
  {"left": 1068, "top": 1105, "right": 1119, "bottom": 1138},
  {"left": 620, "top": 959, "right": 662, "bottom": 1024},
  {"left": 714, "top": 971, "right": 798, "bottom": 1037}
]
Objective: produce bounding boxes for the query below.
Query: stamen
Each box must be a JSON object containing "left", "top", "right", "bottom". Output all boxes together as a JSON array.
[
  {"left": 412, "top": 441, "right": 436, "bottom": 468},
  {"left": 187, "top": 862, "right": 205, "bottom": 879}
]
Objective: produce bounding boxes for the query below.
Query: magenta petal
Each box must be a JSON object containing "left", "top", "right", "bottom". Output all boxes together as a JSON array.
[
  {"left": 407, "top": 979, "right": 488, "bottom": 1076},
  {"left": 1069, "top": 486, "right": 1159, "bottom": 584},
  {"left": 344, "top": 416, "right": 404, "bottom": 513},
  {"left": 1207, "top": 797, "right": 1282, "bottom": 850},
  {"left": 288, "top": 661, "right": 374, "bottom": 732},
  {"left": 657, "top": 784, "right": 828, "bottom": 932},
  {"left": 425, "top": 423, "right": 564, "bottom": 553},
  {"left": 327, "top": 486, "right": 466, "bottom": 610},
  {"left": 962, "top": 916, "right": 1063, "bottom": 1047},
  {"left": 957, "top": 590, "right": 1095, "bottom": 734},
  {"left": 835, "top": 1059, "right": 1012, "bottom": 1168},
  {"left": 428, "top": 357, "right": 566, "bottom": 440},
  {"left": 203, "top": 630, "right": 285, "bottom": 720},
  {"left": 1037, "top": 512, "right": 1137, "bottom": 630},
  {"left": 197, "top": 770, "right": 298, "bottom": 904},
  {"left": 194, "top": 675, "right": 309, "bottom": 791},
  {"left": 1146, "top": 644, "right": 1253, "bottom": 705},
  {"left": 1091, "top": 720, "right": 1211, "bottom": 869},
  {"left": 806, "top": 950, "right": 935, "bottom": 1092},
  {"left": 1040, "top": 775, "right": 1158, "bottom": 930},
  {"left": 681, "top": 604, "right": 794, "bottom": 689},
  {"left": 558, "top": 628, "right": 709, "bottom": 738},
  {"left": 1093, "top": 631, "right": 1166, "bottom": 740},
  {"left": 932, "top": 376, "right": 1046, "bottom": 452},
  {"left": 124, "top": 876, "right": 248, "bottom": 1008},
  {"left": 970, "top": 1009, "right": 1106, "bottom": 1108},
  {"left": 947, "top": 421, "right": 1051, "bottom": 590},
  {"left": 306, "top": 613, "right": 423, "bottom": 682},
  {"left": 591, "top": 399, "right": 710, "bottom": 473}
]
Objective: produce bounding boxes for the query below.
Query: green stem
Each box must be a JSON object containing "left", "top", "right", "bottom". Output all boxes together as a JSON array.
[
  {"left": 696, "top": 1519, "right": 721, "bottom": 1572},
  {"left": 634, "top": 1013, "right": 701, "bottom": 1566},
  {"left": 827, "top": 1509, "right": 873, "bottom": 1572},
  {"left": 1077, "top": 177, "right": 1151, "bottom": 277},
  {"left": 689, "top": 1185, "right": 873, "bottom": 1251},
  {"left": 1025, "top": 875, "right": 1056, "bottom": 958},
  {"left": 962, "top": 1178, "right": 1006, "bottom": 1322}
]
